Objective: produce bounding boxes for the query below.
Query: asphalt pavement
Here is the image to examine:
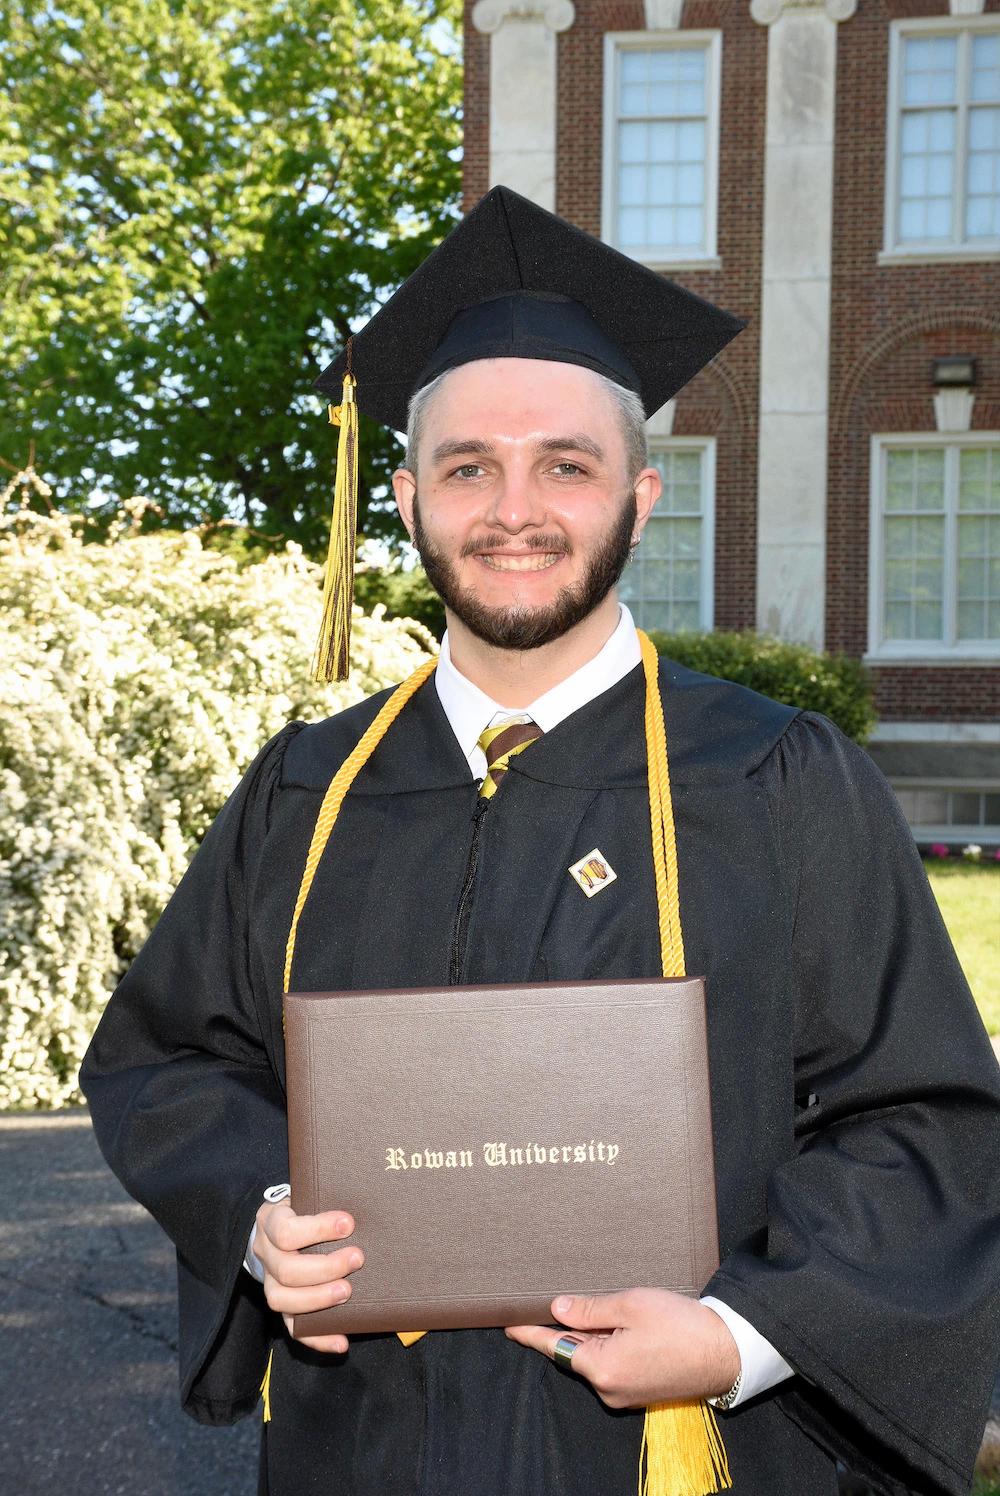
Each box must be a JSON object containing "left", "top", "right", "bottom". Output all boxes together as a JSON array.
[
  {"left": 1, "top": 1108, "right": 997, "bottom": 1496},
  {"left": 0, "top": 1109, "right": 258, "bottom": 1495}
]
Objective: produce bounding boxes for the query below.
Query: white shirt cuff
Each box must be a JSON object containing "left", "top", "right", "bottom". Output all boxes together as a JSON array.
[
  {"left": 700, "top": 1294, "right": 794, "bottom": 1407},
  {"left": 243, "top": 1182, "right": 291, "bottom": 1282}
]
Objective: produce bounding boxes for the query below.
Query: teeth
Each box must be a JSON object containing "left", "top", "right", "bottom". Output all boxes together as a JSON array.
[{"left": 480, "top": 554, "right": 561, "bottom": 572}]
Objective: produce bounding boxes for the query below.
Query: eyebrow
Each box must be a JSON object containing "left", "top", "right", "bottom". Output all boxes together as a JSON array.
[
  {"left": 429, "top": 434, "right": 606, "bottom": 466},
  {"left": 430, "top": 438, "right": 498, "bottom": 466},
  {"left": 536, "top": 434, "right": 606, "bottom": 462}
]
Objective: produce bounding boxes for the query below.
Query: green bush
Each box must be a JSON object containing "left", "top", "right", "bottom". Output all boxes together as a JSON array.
[
  {"left": 647, "top": 629, "right": 877, "bottom": 746},
  {"left": 354, "top": 564, "right": 446, "bottom": 640}
]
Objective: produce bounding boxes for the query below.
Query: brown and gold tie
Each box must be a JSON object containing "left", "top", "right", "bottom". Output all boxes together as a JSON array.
[{"left": 477, "top": 717, "right": 543, "bottom": 799}]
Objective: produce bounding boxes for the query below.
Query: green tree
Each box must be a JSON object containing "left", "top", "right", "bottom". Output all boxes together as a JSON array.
[{"left": 0, "top": 0, "right": 461, "bottom": 551}]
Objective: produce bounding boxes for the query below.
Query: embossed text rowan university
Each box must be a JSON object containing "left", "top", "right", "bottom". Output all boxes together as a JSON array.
[{"left": 384, "top": 1140, "right": 620, "bottom": 1171}]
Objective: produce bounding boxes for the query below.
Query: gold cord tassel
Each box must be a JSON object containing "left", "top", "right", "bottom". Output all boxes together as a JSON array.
[
  {"left": 285, "top": 633, "right": 731, "bottom": 1496},
  {"left": 312, "top": 366, "right": 359, "bottom": 683},
  {"left": 640, "top": 1400, "right": 731, "bottom": 1496},
  {"left": 260, "top": 1345, "right": 274, "bottom": 1423},
  {"left": 636, "top": 630, "right": 732, "bottom": 1496}
]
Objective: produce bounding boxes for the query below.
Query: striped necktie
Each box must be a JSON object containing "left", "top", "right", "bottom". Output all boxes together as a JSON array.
[{"left": 477, "top": 718, "right": 543, "bottom": 799}]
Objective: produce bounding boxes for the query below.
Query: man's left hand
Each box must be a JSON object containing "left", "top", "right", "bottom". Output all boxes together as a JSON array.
[{"left": 505, "top": 1288, "right": 741, "bottom": 1409}]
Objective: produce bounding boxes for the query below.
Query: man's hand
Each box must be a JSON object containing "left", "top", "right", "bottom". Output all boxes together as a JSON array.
[
  {"left": 255, "top": 1199, "right": 363, "bottom": 1354},
  {"left": 505, "top": 1289, "right": 741, "bottom": 1408}
]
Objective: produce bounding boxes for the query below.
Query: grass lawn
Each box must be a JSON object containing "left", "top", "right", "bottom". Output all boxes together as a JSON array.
[{"left": 925, "top": 862, "right": 1000, "bottom": 1036}]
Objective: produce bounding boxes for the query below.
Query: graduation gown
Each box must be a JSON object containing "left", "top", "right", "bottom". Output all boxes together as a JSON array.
[{"left": 79, "top": 658, "right": 1000, "bottom": 1496}]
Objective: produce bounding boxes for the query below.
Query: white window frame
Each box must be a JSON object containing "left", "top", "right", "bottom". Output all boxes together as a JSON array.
[
  {"left": 880, "top": 13, "right": 1000, "bottom": 265},
  {"left": 866, "top": 431, "right": 1000, "bottom": 662},
  {"left": 601, "top": 30, "right": 722, "bottom": 271},
  {"left": 889, "top": 779, "right": 1000, "bottom": 847},
  {"left": 621, "top": 436, "right": 715, "bottom": 633}
]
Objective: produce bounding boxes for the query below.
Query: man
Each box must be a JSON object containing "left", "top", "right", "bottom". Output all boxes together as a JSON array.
[{"left": 80, "top": 188, "right": 1000, "bottom": 1496}]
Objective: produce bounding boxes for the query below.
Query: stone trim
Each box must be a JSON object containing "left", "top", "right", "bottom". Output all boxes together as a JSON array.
[
  {"left": 871, "top": 722, "right": 1000, "bottom": 744},
  {"left": 471, "top": 0, "right": 576, "bottom": 211},
  {"left": 643, "top": 0, "right": 684, "bottom": 28},
  {"left": 471, "top": 0, "right": 575, "bottom": 33},
  {"left": 750, "top": 0, "right": 857, "bottom": 26},
  {"left": 933, "top": 389, "right": 976, "bottom": 434}
]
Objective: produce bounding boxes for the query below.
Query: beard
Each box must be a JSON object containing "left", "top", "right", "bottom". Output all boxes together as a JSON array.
[{"left": 411, "top": 491, "right": 637, "bottom": 651}]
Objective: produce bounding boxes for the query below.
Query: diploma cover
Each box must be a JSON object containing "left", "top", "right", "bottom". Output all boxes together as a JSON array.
[{"left": 284, "top": 976, "right": 719, "bottom": 1338}]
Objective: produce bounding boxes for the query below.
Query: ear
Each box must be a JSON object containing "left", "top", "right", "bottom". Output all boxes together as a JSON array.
[
  {"left": 392, "top": 468, "right": 417, "bottom": 540},
  {"left": 632, "top": 465, "right": 662, "bottom": 540}
]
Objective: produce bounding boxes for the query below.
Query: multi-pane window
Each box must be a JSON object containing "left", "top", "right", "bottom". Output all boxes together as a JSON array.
[
  {"left": 871, "top": 440, "right": 1000, "bottom": 654},
  {"left": 891, "top": 785, "right": 1000, "bottom": 835},
  {"left": 889, "top": 25, "right": 1000, "bottom": 250},
  {"left": 882, "top": 448, "right": 947, "bottom": 642},
  {"left": 603, "top": 36, "right": 719, "bottom": 263},
  {"left": 958, "top": 448, "right": 1000, "bottom": 640},
  {"left": 618, "top": 445, "right": 713, "bottom": 633}
]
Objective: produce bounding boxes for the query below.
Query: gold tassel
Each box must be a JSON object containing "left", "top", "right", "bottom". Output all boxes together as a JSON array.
[
  {"left": 260, "top": 1345, "right": 274, "bottom": 1423},
  {"left": 312, "top": 362, "right": 359, "bottom": 683},
  {"left": 639, "top": 1402, "right": 732, "bottom": 1496}
]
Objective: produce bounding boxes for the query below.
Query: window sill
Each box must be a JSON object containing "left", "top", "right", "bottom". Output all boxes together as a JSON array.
[
  {"left": 877, "top": 247, "right": 1000, "bottom": 267},
  {"left": 864, "top": 652, "right": 1000, "bottom": 667},
  {"left": 640, "top": 256, "right": 722, "bottom": 274},
  {"left": 902, "top": 824, "right": 1000, "bottom": 847}
]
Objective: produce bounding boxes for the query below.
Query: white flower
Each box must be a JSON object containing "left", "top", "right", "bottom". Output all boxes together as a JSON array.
[{"left": 0, "top": 508, "right": 436, "bottom": 1108}]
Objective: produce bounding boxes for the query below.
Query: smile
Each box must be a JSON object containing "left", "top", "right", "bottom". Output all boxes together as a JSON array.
[{"left": 477, "top": 553, "right": 563, "bottom": 572}]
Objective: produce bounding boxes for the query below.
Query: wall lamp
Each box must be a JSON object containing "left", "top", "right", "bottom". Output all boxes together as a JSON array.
[{"left": 932, "top": 356, "right": 977, "bottom": 387}]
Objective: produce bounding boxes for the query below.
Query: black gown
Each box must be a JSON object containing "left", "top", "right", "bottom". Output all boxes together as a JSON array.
[{"left": 79, "top": 658, "right": 1000, "bottom": 1496}]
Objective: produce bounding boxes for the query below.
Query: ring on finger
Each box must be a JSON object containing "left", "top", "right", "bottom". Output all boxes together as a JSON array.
[{"left": 553, "top": 1334, "right": 583, "bottom": 1371}]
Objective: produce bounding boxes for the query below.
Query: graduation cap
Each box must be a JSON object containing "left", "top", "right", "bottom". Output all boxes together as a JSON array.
[{"left": 311, "top": 185, "right": 746, "bottom": 681}]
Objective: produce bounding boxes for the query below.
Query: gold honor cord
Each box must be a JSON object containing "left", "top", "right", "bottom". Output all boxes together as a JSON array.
[{"left": 279, "top": 632, "right": 731, "bottom": 1496}]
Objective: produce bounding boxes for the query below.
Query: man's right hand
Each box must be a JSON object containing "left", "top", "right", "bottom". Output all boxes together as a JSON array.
[{"left": 255, "top": 1199, "right": 363, "bottom": 1354}]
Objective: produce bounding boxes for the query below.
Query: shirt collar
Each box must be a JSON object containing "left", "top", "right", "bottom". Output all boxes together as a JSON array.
[{"left": 434, "top": 604, "right": 642, "bottom": 761}]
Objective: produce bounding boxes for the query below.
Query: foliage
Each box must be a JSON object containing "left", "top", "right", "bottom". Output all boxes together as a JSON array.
[
  {"left": 925, "top": 863, "right": 1000, "bottom": 1037},
  {"left": 0, "top": 0, "right": 461, "bottom": 551},
  {"left": 648, "top": 629, "right": 877, "bottom": 746},
  {"left": 0, "top": 504, "right": 436, "bottom": 1108},
  {"left": 353, "top": 562, "right": 445, "bottom": 639}
]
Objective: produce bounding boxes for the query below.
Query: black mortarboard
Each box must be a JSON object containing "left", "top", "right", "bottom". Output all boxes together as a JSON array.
[
  {"left": 314, "top": 185, "right": 746, "bottom": 430},
  {"left": 310, "top": 186, "right": 746, "bottom": 683}
]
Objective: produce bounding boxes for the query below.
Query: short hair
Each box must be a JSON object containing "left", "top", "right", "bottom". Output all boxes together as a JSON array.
[{"left": 404, "top": 365, "right": 648, "bottom": 483}]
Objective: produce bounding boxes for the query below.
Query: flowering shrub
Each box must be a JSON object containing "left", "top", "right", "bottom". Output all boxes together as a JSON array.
[
  {"left": 928, "top": 843, "right": 951, "bottom": 859},
  {"left": 962, "top": 844, "right": 983, "bottom": 862},
  {"left": 0, "top": 507, "right": 436, "bottom": 1109}
]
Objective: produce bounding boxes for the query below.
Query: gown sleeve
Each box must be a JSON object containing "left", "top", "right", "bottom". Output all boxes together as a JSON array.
[
  {"left": 79, "top": 721, "right": 304, "bottom": 1425},
  {"left": 704, "top": 710, "right": 1000, "bottom": 1496}
]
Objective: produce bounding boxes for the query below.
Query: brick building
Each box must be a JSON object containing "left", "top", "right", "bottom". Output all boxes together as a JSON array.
[{"left": 463, "top": 0, "right": 1000, "bottom": 846}]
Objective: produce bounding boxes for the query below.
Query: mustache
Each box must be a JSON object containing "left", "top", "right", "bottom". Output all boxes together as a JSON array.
[{"left": 459, "top": 533, "right": 572, "bottom": 558}]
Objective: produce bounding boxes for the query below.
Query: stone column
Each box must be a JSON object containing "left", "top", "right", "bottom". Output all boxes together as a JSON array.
[
  {"left": 471, "top": 1, "right": 576, "bottom": 210},
  {"left": 750, "top": 0, "right": 856, "bottom": 647}
]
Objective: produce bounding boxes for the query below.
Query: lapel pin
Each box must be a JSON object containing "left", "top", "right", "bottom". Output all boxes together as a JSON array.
[{"left": 568, "top": 849, "right": 618, "bottom": 898}]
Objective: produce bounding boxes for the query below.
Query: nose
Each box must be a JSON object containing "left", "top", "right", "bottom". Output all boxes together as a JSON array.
[{"left": 483, "top": 473, "right": 547, "bottom": 534}]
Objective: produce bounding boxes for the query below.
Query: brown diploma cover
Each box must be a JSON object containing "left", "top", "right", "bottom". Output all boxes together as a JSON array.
[{"left": 284, "top": 976, "right": 720, "bottom": 1338}]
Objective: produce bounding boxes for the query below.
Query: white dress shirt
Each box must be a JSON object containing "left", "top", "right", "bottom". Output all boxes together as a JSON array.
[{"left": 245, "top": 603, "right": 794, "bottom": 1407}]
